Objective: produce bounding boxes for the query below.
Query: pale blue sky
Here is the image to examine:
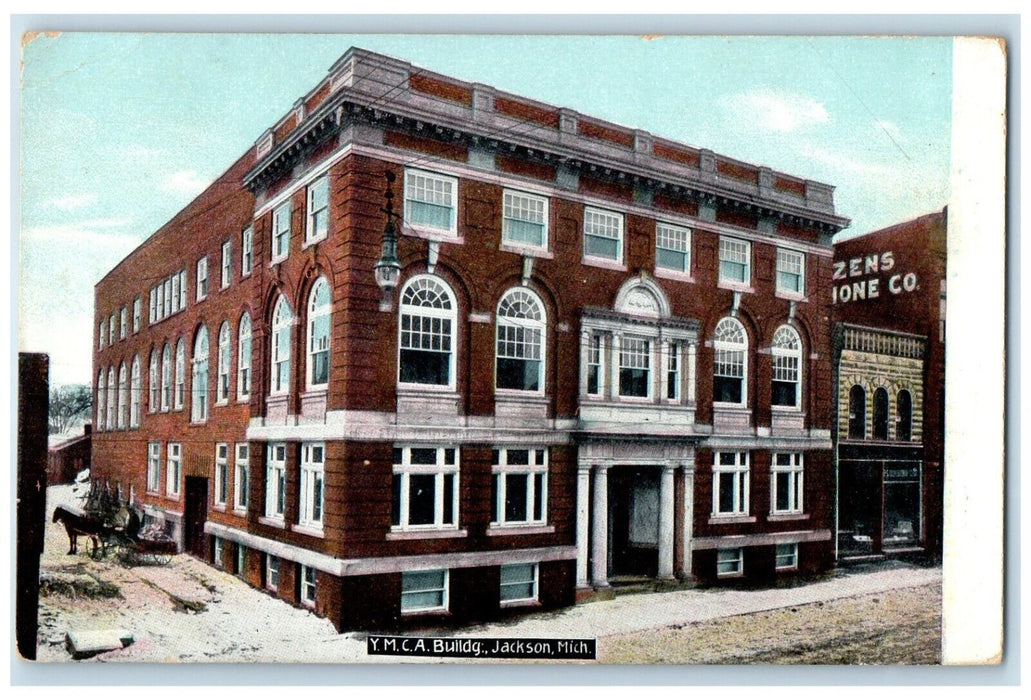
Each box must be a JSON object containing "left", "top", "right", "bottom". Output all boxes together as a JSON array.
[{"left": 18, "top": 34, "right": 952, "bottom": 386}]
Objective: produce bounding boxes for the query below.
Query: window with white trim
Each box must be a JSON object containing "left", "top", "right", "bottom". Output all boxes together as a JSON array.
[
  {"left": 500, "top": 563, "right": 538, "bottom": 604},
  {"left": 106, "top": 367, "right": 116, "bottom": 430},
  {"left": 109, "top": 313, "right": 116, "bottom": 346},
  {"left": 241, "top": 226, "right": 254, "bottom": 276},
  {"left": 713, "top": 317, "right": 747, "bottom": 405},
  {"left": 775, "top": 543, "right": 798, "bottom": 570},
  {"left": 117, "top": 363, "right": 128, "bottom": 429},
  {"left": 271, "top": 297, "right": 293, "bottom": 395},
  {"left": 717, "top": 547, "right": 744, "bottom": 576},
  {"left": 164, "top": 278, "right": 171, "bottom": 317},
  {"left": 214, "top": 443, "right": 229, "bottom": 507},
  {"left": 618, "top": 336, "right": 651, "bottom": 398},
  {"left": 129, "top": 355, "right": 141, "bottom": 427},
  {"left": 217, "top": 321, "right": 232, "bottom": 403},
  {"left": 99, "top": 320, "right": 105, "bottom": 349},
  {"left": 166, "top": 442, "right": 182, "bottom": 498},
  {"left": 306, "top": 175, "right": 329, "bottom": 244},
  {"left": 266, "top": 554, "right": 280, "bottom": 592},
  {"left": 391, "top": 446, "right": 459, "bottom": 532},
  {"left": 583, "top": 207, "right": 624, "bottom": 262},
  {"left": 234, "top": 443, "right": 249, "bottom": 512},
  {"left": 666, "top": 342, "right": 680, "bottom": 401},
  {"left": 265, "top": 443, "right": 286, "bottom": 521},
  {"left": 299, "top": 443, "right": 325, "bottom": 530},
  {"left": 148, "top": 350, "right": 159, "bottom": 413},
  {"left": 398, "top": 276, "right": 456, "bottom": 388},
  {"left": 272, "top": 201, "right": 291, "bottom": 262},
  {"left": 174, "top": 338, "right": 185, "bottom": 410},
  {"left": 160, "top": 344, "right": 172, "bottom": 412},
  {"left": 235, "top": 545, "right": 246, "bottom": 578},
  {"left": 495, "top": 288, "right": 545, "bottom": 392},
  {"left": 132, "top": 297, "right": 142, "bottom": 333},
  {"left": 655, "top": 222, "right": 691, "bottom": 274},
  {"left": 237, "top": 313, "right": 252, "bottom": 400},
  {"left": 221, "top": 239, "right": 232, "bottom": 288},
  {"left": 586, "top": 333, "right": 603, "bottom": 396},
  {"left": 192, "top": 326, "right": 209, "bottom": 423},
  {"left": 771, "top": 452, "right": 804, "bottom": 514},
  {"left": 307, "top": 278, "right": 331, "bottom": 389},
  {"left": 179, "top": 270, "right": 187, "bottom": 309},
  {"left": 491, "top": 448, "right": 547, "bottom": 527},
  {"left": 771, "top": 325, "right": 802, "bottom": 409},
  {"left": 119, "top": 307, "right": 127, "bottom": 340},
  {"left": 170, "top": 274, "right": 178, "bottom": 315},
  {"left": 776, "top": 248, "right": 805, "bottom": 295},
  {"left": 213, "top": 536, "right": 225, "bottom": 567},
  {"left": 300, "top": 565, "right": 317, "bottom": 606},
  {"left": 502, "top": 189, "right": 548, "bottom": 249},
  {"left": 401, "top": 569, "right": 448, "bottom": 614},
  {"left": 713, "top": 451, "right": 749, "bottom": 516},
  {"left": 404, "top": 169, "right": 457, "bottom": 236},
  {"left": 719, "top": 236, "right": 751, "bottom": 285},
  {"left": 196, "top": 257, "right": 208, "bottom": 301},
  {"left": 147, "top": 442, "right": 161, "bottom": 493}
]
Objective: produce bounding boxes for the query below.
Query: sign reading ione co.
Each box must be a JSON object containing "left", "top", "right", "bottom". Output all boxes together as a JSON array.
[{"left": 832, "top": 251, "right": 919, "bottom": 304}]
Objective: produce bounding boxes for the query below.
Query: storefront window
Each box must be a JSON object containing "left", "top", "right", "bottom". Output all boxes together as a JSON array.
[{"left": 883, "top": 463, "right": 920, "bottom": 546}]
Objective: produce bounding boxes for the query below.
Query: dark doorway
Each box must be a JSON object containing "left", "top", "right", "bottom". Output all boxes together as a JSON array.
[
  {"left": 837, "top": 462, "right": 880, "bottom": 556},
  {"left": 184, "top": 476, "right": 209, "bottom": 558},
  {"left": 608, "top": 467, "right": 659, "bottom": 578}
]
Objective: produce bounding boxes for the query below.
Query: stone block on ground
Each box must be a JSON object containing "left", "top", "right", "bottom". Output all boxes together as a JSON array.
[{"left": 65, "top": 629, "right": 134, "bottom": 659}]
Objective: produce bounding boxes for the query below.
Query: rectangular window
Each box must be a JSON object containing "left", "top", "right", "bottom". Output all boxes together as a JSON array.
[
  {"left": 719, "top": 237, "right": 751, "bottom": 285},
  {"left": 502, "top": 190, "right": 548, "bottom": 249},
  {"left": 147, "top": 442, "right": 161, "bottom": 493},
  {"left": 618, "top": 336, "right": 651, "bottom": 398},
  {"left": 775, "top": 543, "right": 799, "bottom": 570},
  {"left": 391, "top": 446, "right": 459, "bottom": 532},
  {"left": 666, "top": 342, "right": 680, "bottom": 401},
  {"left": 771, "top": 452, "right": 804, "bottom": 514},
  {"left": 119, "top": 307, "right": 127, "bottom": 339},
  {"left": 656, "top": 222, "right": 691, "bottom": 273},
  {"left": 166, "top": 443, "right": 182, "bottom": 498},
  {"left": 196, "top": 257, "right": 208, "bottom": 301},
  {"left": 306, "top": 175, "right": 329, "bottom": 243},
  {"left": 586, "top": 333, "right": 603, "bottom": 396},
  {"left": 300, "top": 565, "right": 317, "bottom": 606},
  {"left": 404, "top": 169, "right": 457, "bottom": 235},
  {"left": 213, "top": 536, "right": 224, "bottom": 568},
  {"left": 214, "top": 443, "right": 229, "bottom": 507},
  {"left": 776, "top": 248, "right": 805, "bottom": 295},
  {"left": 500, "top": 563, "right": 538, "bottom": 604},
  {"left": 266, "top": 554, "right": 280, "bottom": 592},
  {"left": 149, "top": 289, "right": 156, "bottom": 324},
  {"left": 713, "top": 451, "right": 749, "bottom": 516},
  {"left": 234, "top": 443, "right": 249, "bottom": 512},
  {"left": 717, "top": 548, "right": 744, "bottom": 576},
  {"left": 399, "top": 311, "right": 453, "bottom": 387},
  {"left": 163, "top": 278, "right": 172, "bottom": 317},
  {"left": 179, "top": 270, "right": 187, "bottom": 309},
  {"left": 401, "top": 569, "right": 448, "bottom": 614},
  {"left": 491, "top": 448, "right": 548, "bottom": 527},
  {"left": 221, "top": 239, "right": 232, "bottom": 288},
  {"left": 235, "top": 545, "right": 246, "bottom": 578},
  {"left": 265, "top": 443, "right": 287, "bottom": 521},
  {"left": 272, "top": 202, "right": 292, "bottom": 262},
  {"left": 241, "top": 226, "right": 254, "bottom": 276},
  {"left": 132, "top": 297, "right": 142, "bottom": 333},
  {"left": 299, "top": 443, "right": 325, "bottom": 530},
  {"left": 99, "top": 320, "right": 105, "bottom": 349},
  {"left": 109, "top": 313, "right": 116, "bottom": 346},
  {"left": 583, "top": 207, "right": 624, "bottom": 262},
  {"left": 171, "top": 274, "right": 180, "bottom": 314}
]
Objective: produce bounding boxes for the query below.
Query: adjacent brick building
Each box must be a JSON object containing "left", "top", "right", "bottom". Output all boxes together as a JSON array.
[
  {"left": 92, "top": 47, "right": 849, "bottom": 631},
  {"left": 831, "top": 208, "right": 947, "bottom": 560}
]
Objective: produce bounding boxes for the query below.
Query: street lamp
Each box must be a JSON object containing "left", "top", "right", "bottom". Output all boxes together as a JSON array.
[{"left": 374, "top": 171, "right": 402, "bottom": 310}]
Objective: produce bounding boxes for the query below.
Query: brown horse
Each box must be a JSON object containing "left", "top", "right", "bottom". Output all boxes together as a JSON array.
[{"left": 52, "top": 505, "right": 106, "bottom": 555}]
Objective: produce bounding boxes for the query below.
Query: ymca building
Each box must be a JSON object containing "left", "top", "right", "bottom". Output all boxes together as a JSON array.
[{"left": 91, "top": 47, "right": 849, "bottom": 631}]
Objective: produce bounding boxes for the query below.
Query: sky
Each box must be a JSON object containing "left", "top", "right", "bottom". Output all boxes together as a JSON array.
[{"left": 17, "top": 33, "right": 953, "bottom": 387}]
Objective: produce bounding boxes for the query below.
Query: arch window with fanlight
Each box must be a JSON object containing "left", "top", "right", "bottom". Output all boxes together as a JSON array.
[
  {"left": 398, "top": 276, "right": 456, "bottom": 389},
  {"left": 495, "top": 288, "right": 545, "bottom": 393}
]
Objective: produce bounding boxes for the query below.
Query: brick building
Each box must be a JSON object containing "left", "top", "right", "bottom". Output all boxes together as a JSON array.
[
  {"left": 48, "top": 424, "right": 92, "bottom": 485},
  {"left": 92, "top": 47, "right": 849, "bottom": 631},
  {"left": 831, "top": 208, "right": 947, "bottom": 560}
]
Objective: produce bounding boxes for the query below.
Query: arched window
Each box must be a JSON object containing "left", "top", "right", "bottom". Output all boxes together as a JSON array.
[
  {"left": 217, "top": 321, "right": 232, "bottom": 403},
  {"left": 496, "top": 288, "right": 545, "bottom": 392},
  {"left": 174, "top": 339, "right": 185, "bottom": 410},
  {"left": 271, "top": 296, "right": 293, "bottom": 395},
  {"left": 848, "top": 385, "right": 866, "bottom": 439},
  {"left": 149, "top": 349, "right": 159, "bottom": 413},
  {"left": 130, "top": 355, "right": 141, "bottom": 427},
  {"left": 117, "top": 362, "right": 128, "bottom": 429},
  {"left": 97, "top": 369, "right": 106, "bottom": 430},
  {"left": 192, "top": 326, "right": 209, "bottom": 422},
  {"left": 106, "top": 366, "right": 116, "bottom": 431},
  {"left": 238, "top": 312, "right": 252, "bottom": 400},
  {"left": 897, "top": 389, "right": 913, "bottom": 441},
  {"left": 771, "top": 325, "right": 802, "bottom": 408},
  {"left": 873, "top": 387, "right": 890, "bottom": 440},
  {"left": 713, "top": 317, "right": 747, "bottom": 405},
  {"left": 307, "top": 277, "right": 331, "bottom": 389},
  {"left": 398, "top": 276, "right": 456, "bottom": 388},
  {"left": 161, "top": 344, "right": 172, "bottom": 411}
]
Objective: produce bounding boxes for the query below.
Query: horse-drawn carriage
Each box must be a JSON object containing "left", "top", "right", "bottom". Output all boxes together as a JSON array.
[{"left": 52, "top": 480, "right": 177, "bottom": 566}]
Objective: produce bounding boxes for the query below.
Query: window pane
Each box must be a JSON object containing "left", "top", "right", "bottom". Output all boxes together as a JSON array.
[
  {"left": 408, "top": 474, "right": 436, "bottom": 525},
  {"left": 391, "top": 474, "right": 402, "bottom": 527},
  {"left": 776, "top": 473, "right": 791, "bottom": 512},
  {"left": 718, "top": 472, "right": 735, "bottom": 513},
  {"left": 656, "top": 247, "right": 687, "bottom": 271},
  {"left": 442, "top": 473, "right": 454, "bottom": 525},
  {"left": 409, "top": 448, "right": 438, "bottom": 465},
  {"left": 400, "top": 349, "right": 450, "bottom": 385},
  {"left": 497, "top": 357, "right": 540, "bottom": 391},
  {"left": 504, "top": 474, "right": 529, "bottom": 522},
  {"left": 403, "top": 569, "right": 446, "bottom": 592},
  {"left": 772, "top": 381, "right": 797, "bottom": 407},
  {"left": 585, "top": 234, "right": 619, "bottom": 259},
  {"left": 713, "top": 376, "right": 743, "bottom": 404}
]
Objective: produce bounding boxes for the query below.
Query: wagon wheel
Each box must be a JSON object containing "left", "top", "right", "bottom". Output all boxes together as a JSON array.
[
  {"left": 117, "top": 540, "right": 140, "bottom": 566},
  {"left": 150, "top": 550, "right": 173, "bottom": 566}
]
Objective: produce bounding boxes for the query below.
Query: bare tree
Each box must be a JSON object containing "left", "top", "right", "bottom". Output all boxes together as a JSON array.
[{"left": 49, "top": 384, "right": 92, "bottom": 435}]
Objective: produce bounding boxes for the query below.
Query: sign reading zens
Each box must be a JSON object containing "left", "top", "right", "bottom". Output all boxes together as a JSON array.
[{"left": 832, "top": 251, "right": 919, "bottom": 305}]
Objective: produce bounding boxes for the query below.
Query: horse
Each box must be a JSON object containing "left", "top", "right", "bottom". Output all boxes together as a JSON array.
[{"left": 52, "top": 505, "right": 106, "bottom": 555}]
